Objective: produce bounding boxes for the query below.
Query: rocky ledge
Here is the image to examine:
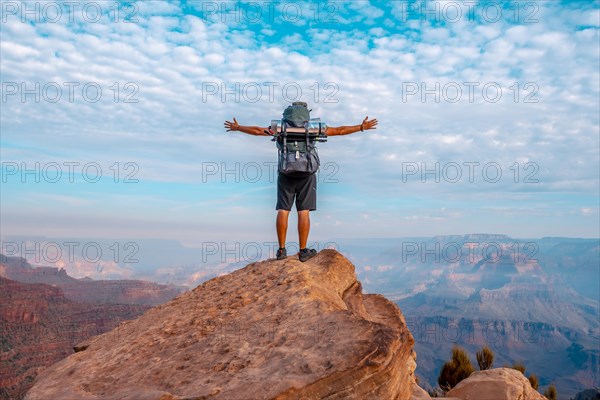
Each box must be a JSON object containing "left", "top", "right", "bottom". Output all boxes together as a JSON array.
[{"left": 25, "top": 249, "right": 417, "bottom": 400}]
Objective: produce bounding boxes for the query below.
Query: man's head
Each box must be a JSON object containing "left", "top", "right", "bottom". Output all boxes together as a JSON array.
[{"left": 291, "top": 101, "right": 308, "bottom": 108}]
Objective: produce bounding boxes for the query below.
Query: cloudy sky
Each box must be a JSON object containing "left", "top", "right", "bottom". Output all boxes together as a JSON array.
[{"left": 1, "top": 0, "right": 599, "bottom": 250}]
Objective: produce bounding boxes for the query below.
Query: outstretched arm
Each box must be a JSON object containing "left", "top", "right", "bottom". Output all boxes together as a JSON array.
[
  {"left": 224, "top": 118, "right": 268, "bottom": 136},
  {"left": 326, "top": 116, "right": 378, "bottom": 136}
]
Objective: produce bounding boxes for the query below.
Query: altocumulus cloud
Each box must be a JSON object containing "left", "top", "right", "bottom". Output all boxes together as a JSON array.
[{"left": 1, "top": 0, "right": 598, "bottom": 241}]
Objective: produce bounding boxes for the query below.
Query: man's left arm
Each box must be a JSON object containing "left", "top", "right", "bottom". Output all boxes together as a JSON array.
[{"left": 327, "top": 116, "right": 378, "bottom": 136}]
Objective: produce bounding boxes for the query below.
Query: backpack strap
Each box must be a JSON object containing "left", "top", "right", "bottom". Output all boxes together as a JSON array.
[
  {"left": 282, "top": 122, "right": 287, "bottom": 154},
  {"left": 305, "top": 125, "right": 309, "bottom": 149}
]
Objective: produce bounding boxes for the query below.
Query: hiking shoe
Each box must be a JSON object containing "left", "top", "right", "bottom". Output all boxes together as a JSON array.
[
  {"left": 276, "top": 248, "right": 287, "bottom": 260},
  {"left": 299, "top": 248, "right": 317, "bottom": 262}
]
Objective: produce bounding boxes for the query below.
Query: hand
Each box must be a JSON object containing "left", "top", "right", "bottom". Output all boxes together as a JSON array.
[
  {"left": 360, "top": 116, "right": 378, "bottom": 131},
  {"left": 224, "top": 118, "right": 239, "bottom": 132}
]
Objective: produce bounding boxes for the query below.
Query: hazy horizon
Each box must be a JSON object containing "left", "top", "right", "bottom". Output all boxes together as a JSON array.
[{"left": 2, "top": 233, "right": 598, "bottom": 284}]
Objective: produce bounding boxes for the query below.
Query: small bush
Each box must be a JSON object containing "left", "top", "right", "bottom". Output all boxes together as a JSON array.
[
  {"left": 476, "top": 346, "right": 494, "bottom": 370},
  {"left": 544, "top": 383, "right": 557, "bottom": 400},
  {"left": 528, "top": 373, "right": 539, "bottom": 390},
  {"left": 437, "top": 346, "right": 475, "bottom": 391}
]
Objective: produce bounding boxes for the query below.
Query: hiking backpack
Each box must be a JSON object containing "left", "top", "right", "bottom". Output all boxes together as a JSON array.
[{"left": 275, "top": 102, "right": 321, "bottom": 177}]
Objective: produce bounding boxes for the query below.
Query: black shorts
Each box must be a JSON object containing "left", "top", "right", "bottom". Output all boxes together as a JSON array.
[{"left": 276, "top": 172, "right": 317, "bottom": 211}]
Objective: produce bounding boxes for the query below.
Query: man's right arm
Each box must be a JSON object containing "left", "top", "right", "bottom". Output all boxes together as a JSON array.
[
  {"left": 224, "top": 118, "right": 268, "bottom": 136},
  {"left": 327, "top": 116, "right": 378, "bottom": 136}
]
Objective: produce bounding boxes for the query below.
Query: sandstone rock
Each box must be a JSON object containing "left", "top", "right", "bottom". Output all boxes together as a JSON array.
[
  {"left": 445, "top": 368, "right": 546, "bottom": 400},
  {"left": 411, "top": 381, "right": 432, "bottom": 399},
  {"left": 26, "top": 250, "right": 417, "bottom": 400}
]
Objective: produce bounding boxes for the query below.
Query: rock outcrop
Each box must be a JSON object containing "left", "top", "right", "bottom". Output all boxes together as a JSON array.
[
  {"left": 445, "top": 368, "right": 546, "bottom": 400},
  {"left": 410, "top": 368, "right": 547, "bottom": 400},
  {"left": 25, "top": 249, "right": 417, "bottom": 400}
]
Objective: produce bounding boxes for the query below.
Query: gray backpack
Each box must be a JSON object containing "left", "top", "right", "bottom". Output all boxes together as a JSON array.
[{"left": 276, "top": 102, "right": 320, "bottom": 177}]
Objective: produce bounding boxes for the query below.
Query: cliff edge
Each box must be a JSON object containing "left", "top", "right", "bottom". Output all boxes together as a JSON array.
[{"left": 25, "top": 249, "right": 417, "bottom": 400}]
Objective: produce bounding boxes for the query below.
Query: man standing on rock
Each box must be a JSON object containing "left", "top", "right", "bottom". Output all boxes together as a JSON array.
[{"left": 224, "top": 103, "right": 378, "bottom": 262}]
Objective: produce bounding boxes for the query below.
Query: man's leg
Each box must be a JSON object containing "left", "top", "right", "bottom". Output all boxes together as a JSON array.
[
  {"left": 276, "top": 172, "right": 294, "bottom": 259},
  {"left": 298, "top": 210, "right": 310, "bottom": 250},
  {"left": 294, "top": 173, "right": 317, "bottom": 262},
  {"left": 276, "top": 209, "right": 290, "bottom": 249}
]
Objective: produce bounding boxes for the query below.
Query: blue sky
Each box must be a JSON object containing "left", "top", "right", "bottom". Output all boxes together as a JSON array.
[{"left": 1, "top": 0, "right": 599, "bottom": 248}]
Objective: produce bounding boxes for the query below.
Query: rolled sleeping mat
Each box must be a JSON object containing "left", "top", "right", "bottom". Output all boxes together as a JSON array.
[{"left": 270, "top": 119, "right": 328, "bottom": 136}]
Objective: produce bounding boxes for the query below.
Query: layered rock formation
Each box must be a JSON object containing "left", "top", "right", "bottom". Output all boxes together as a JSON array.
[
  {"left": 0, "top": 277, "right": 150, "bottom": 400},
  {"left": 0, "top": 254, "right": 189, "bottom": 399},
  {"left": 26, "top": 249, "right": 418, "bottom": 400},
  {"left": 0, "top": 255, "right": 186, "bottom": 306}
]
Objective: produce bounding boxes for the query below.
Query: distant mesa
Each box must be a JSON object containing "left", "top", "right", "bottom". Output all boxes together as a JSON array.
[{"left": 0, "top": 254, "right": 187, "bottom": 306}]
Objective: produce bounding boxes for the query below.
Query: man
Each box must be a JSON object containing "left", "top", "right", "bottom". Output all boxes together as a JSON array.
[{"left": 224, "top": 104, "right": 378, "bottom": 262}]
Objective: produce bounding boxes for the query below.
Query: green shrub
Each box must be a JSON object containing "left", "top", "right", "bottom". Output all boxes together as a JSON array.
[{"left": 437, "top": 346, "right": 475, "bottom": 391}]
